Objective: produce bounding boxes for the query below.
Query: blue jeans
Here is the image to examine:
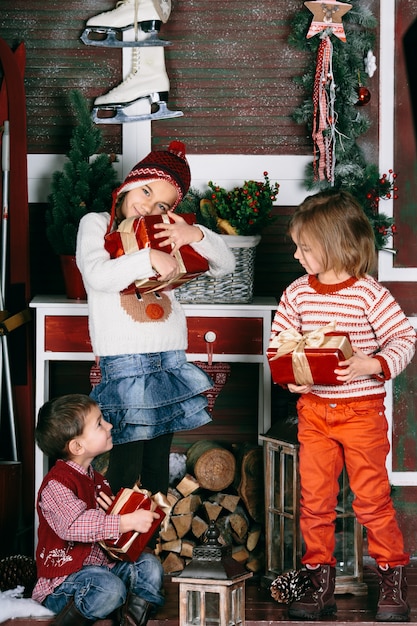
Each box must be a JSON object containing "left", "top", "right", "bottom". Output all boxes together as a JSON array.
[{"left": 44, "top": 552, "right": 164, "bottom": 620}]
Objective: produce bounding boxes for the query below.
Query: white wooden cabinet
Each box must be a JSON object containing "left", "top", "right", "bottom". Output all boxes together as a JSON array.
[{"left": 30, "top": 295, "right": 277, "bottom": 501}]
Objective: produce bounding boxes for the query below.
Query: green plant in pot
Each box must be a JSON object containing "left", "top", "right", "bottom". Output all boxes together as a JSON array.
[
  {"left": 46, "top": 89, "right": 119, "bottom": 298},
  {"left": 177, "top": 172, "right": 279, "bottom": 237},
  {"left": 175, "top": 174, "right": 280, "bottom": 304}
]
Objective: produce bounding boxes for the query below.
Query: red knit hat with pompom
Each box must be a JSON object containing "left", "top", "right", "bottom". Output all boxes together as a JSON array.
[
  {"left": 107, "top": 140, "right": 191, "bottom": 232},
  {"left": 117, "top": 140, "right": 190, "bottom": 206}
]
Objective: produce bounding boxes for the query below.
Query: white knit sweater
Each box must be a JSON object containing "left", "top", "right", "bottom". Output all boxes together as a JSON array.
[
  {"left": 76, "top": 212, "right": 236, "bottom": 356},
  {"left": 270, "top": 273, "right": 417, "bottom": 402}
]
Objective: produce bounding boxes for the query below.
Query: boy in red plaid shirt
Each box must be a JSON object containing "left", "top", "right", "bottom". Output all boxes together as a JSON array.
[{"left": 33, "top": 393, "right": 164, "bottom": 626}]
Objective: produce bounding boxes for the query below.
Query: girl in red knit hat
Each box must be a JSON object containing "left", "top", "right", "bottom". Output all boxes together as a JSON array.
[{"left": 75, "top": 141, "right": 235, "bottom": 503}]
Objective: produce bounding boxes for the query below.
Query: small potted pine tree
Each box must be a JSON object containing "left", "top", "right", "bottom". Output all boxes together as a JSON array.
[{"left": 46, "top": 89, "right": 119, "bottom": 298}]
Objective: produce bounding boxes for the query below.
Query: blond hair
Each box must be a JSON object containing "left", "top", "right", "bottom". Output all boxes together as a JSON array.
[{"left": 289, "top": 190, "right": 377, "bottom": 278}]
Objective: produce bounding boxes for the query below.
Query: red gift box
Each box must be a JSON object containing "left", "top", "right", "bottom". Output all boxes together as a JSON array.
[
  {"left": 105, "top": 214, "right": 209, "bottom": 294},
  {"left": 99, "top": 487, "right": 169, "bottom": 562},
  {"left": 267, "top": 327, "right": 353, "bottom": 386}
]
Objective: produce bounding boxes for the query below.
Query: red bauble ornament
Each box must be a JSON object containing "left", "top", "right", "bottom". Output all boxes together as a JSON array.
[{"left": 356, "top": 85, "right": 371, "bottom": 106}]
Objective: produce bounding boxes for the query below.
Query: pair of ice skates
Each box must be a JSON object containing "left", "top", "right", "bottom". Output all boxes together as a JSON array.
[{"left": 81, "top": 0, "right": 183, "bottom": 124}]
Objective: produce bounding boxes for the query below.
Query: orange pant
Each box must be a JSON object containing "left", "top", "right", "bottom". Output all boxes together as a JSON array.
[{"left": 297, "top": 395, "right": 409, "bottom": 568}]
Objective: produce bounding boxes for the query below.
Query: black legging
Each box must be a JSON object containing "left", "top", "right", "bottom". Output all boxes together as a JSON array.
[{"left": 105, "top": 432, "right": 174, "bottom": 495}]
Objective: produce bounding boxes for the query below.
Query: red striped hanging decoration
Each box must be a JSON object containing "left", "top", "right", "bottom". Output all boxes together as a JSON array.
[{"left": 311, "top": 34, "right": 336, "bottom": 183}]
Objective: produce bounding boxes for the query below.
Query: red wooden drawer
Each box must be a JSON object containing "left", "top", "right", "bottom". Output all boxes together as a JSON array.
[
  {"left": 187, "top": 317, "right": 263, "bottom": 355},
  {"left": 45, "top": 316, "right": 91, "bottom": 352},
  {"left": 44, "top": 315, "right": 263, "bottom": 356}
]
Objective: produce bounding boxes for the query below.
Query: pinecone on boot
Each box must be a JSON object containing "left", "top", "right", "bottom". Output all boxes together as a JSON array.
[
  {"left": 288, "top": 564, "right": 337, "bottom": 620},
  {"left": 270, "top": 569, "right": 310, "bottom": 604},
  {"left": 0, "top": 555, "right": 37, "bottom": 597},
  {"left": 376, "top": 565, "right": 410, "bottom": 622}
]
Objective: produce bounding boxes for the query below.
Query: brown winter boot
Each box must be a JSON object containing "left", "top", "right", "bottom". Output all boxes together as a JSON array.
[
  {"left": 50, "top": 598, "right": 94, "bottom": 626},
  {"left": 288, "top": 564, "right": 337, "bottom": 620},
  {"left": 376, "top": 565, "right": 410, "bottom": 622},
  {"left": 118, "top": 593, "right": 155, "bottom": 626}
]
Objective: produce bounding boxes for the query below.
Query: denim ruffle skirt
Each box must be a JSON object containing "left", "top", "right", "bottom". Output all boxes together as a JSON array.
[{"left": 90, "top": 350, "right": 213, "bottom": 443}]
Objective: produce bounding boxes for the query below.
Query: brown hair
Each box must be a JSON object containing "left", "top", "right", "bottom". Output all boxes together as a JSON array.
[
  {"left": 289, "top": 190, "right": 377, "bottom": 278},
  {"left": 35, "top": 394, "right": 98, "bottom": 461},
  {"left": 114, "top": 193, "right": 125, "bottom": 226}
]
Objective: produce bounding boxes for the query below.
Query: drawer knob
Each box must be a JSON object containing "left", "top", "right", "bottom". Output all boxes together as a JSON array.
[{"left": 204, "top": 331, "right": 217, "bottom": 343}]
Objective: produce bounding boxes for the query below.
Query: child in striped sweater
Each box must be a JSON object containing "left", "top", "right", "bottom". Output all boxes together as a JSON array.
[{"left": 270, "top": 190, "right": 416, "bottom": 622}]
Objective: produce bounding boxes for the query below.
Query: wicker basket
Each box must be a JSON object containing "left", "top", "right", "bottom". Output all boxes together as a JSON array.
[{"left": 176, "top": 234, "right": 261, "bottom": 304}]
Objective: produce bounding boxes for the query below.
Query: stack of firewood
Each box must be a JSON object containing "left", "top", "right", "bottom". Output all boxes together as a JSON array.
[{"left": 157, "top": 442, "right": 265, "bottom": 576}]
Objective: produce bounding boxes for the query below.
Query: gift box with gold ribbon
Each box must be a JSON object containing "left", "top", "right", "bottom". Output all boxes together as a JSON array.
[
  {"left": 104, "top": 214, "right": 209, "bottom": 294},
  {"left": 267, "top": 324, "right": 353, "bottom": 386},
  {"left": 99, "top": 486, "right": 171, "bottom": 562}
]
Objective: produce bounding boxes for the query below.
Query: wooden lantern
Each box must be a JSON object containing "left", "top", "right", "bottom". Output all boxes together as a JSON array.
[
  {"left": 172, "top": 521, "right": 252, "bottom": 626},
  {"left": 260, "top": 421, "right": 367, "bottom": 596}
]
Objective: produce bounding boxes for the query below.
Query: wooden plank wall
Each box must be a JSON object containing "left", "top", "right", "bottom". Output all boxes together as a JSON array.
[
  {"left": 155, "top": 0, "right": 311, "bottom": 154},
  {"left": 394, "top": 0, "right": 417, "bottom": 268},
  {"left": 0, "top": 0, "right": 122, "bottom": 154},
  {"left": 0, "top": 0, "right": 313, "bottom": 157}
]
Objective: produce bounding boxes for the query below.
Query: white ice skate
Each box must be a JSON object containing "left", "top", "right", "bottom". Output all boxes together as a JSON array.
[
  {"left": 92, "top": 47, "right": 183, "bottom": 123},
  {"left": 81, "top": 0, "right": 172, "bottom": 48}
]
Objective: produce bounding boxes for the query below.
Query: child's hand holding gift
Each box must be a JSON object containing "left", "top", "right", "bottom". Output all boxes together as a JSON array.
[{"left": 120, "top": 507, "right": 161, "bottom": 535}]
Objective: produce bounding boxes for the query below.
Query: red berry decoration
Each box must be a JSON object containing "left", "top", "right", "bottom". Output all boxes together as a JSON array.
[{"left": 356, "top": 86, "right": 371, "bottom": 106}]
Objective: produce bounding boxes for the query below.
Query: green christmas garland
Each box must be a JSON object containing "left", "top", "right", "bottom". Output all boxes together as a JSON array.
[{"left": 289, "top": 1, "right": 396, "bottom": 251}]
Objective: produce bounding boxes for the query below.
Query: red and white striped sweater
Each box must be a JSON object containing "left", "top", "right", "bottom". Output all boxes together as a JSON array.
[{"left": 270, "top": 273, "right": 416, "bottom": 402}]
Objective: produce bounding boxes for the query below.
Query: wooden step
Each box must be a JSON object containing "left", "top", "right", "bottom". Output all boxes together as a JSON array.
[{"left": 4, "top": 566, "right": 417, "bottom": 625}]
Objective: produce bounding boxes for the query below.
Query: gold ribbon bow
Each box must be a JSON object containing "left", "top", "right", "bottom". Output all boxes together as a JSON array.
[
  {"left": 150, "top": 490, "right": 172, "bottom": 532},
  {"left": 118, "top": 216, "right": 143, "bottom": 256},
  {"left": 133, "top": 485, "right": 172, "bottom": 533},
  {"left": 118, "top": 216, "right": 187, "bottom": 292},
  {"left": 269, "top": 322, "right": 337, "bottom": 386}
]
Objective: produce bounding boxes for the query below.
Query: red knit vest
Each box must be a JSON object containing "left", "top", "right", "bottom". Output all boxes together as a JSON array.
[{"left": 36, "top": 460, "right": 113, "bottom": 579}]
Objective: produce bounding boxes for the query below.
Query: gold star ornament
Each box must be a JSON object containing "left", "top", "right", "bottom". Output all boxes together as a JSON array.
[{"left": 304, "top": 0, "right": 352, "bottom": 42}]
